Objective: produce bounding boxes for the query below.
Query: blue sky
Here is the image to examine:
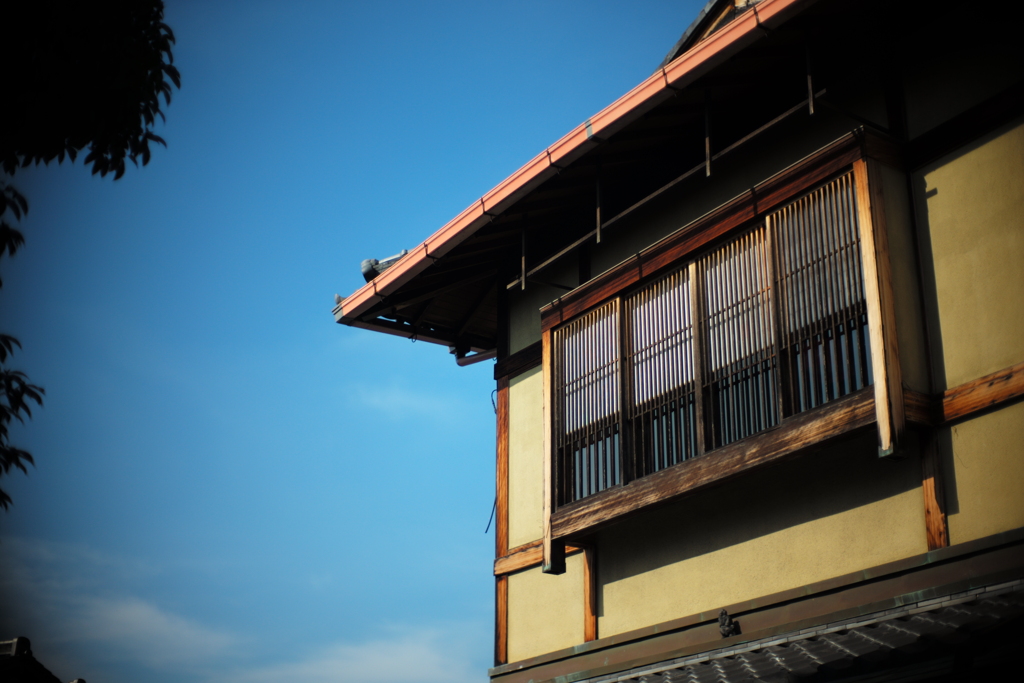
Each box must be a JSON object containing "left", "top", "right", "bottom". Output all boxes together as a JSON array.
[{"left": 0, "top": 2, "right": 700, "bottom": 681}]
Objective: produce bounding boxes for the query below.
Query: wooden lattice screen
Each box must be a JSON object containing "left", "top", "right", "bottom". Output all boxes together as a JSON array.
[{"left": 553, "top": 172, "right": 869, "bottom": 505}]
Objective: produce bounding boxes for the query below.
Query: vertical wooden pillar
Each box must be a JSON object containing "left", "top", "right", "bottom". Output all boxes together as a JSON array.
[
  {"left": 921, "top": 429, "right": 950, "bottom": 550},
  {"left": 496, "top": 377, "right": 510, "bottom": 559},
  {"left": 583, "top": 546, "right": 598, "bottom": 642},
  {"left": 542, "top": 328, "right": 566, "bottom": 574},
  {"left": 495, "top": 574, "right": 508, "bottom": 665},
  {"left": 494, "top": 377, "right": 510, "bottom": 664},
  {"left": 854, "top": 158, "right": 905, "bottom": 457}
]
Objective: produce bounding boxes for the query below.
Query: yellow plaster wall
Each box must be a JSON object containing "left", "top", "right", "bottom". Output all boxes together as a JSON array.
[
  {"left": 943, "top": 401, "right": 1024, "bottom": 544},
  {"left": 596, "top": 437, "right": 927, "bottom": 637},
  {"left": 506, "top": 553, "right": 585, "bottom": 662},
  {"left": 508, "top": 367, "right": 544, "bottom": 547},
  {"left": 914, "top": 119, "right": 1024, "bottom": 389}
]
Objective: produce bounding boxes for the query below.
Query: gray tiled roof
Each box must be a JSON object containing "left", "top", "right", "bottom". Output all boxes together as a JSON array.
[{"left": 582, "top": 580, "right": 1024, "bottom": 683}]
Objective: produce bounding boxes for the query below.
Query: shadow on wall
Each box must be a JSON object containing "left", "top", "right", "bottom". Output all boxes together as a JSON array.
[{"left": 592, "top": 429, "right": 925, "bottom": 595}]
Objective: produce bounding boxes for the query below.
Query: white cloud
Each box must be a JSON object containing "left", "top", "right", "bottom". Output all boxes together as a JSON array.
[
  {"left": 349, "top": 383, "right": 468, "bottom": 423},
  {"left": 0, "top": 536, "right": 489, "bottom": 683},
  {"left": 71, "top": 596, "right": 237, "bottom": 667},
  {"left": 221, "top": 627, "right": 483, "bottom": 683},
  {"left": 0, "top": 536, "right": 236, "bottom": 673}
]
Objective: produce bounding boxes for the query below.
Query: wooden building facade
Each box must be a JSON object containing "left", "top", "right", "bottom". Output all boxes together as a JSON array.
[{"left": 335, "top": 1, "right": 1024, "bottom": 680}]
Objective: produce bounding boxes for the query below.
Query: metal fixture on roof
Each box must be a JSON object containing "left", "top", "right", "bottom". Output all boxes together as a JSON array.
[{"left": 360, "top": 249, "right": 408, "bottom": 283}]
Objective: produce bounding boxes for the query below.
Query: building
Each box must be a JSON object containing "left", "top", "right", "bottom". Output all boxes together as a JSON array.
[{"left": 334, "top": 0, "right": 1024, "bottom": 680}]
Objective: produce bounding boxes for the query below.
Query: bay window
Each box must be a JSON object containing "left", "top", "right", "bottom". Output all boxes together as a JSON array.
[{"left": 550, "top": 171, "right": 873, "bottom": 507}]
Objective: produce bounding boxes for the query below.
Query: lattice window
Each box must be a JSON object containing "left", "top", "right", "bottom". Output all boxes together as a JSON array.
[
  {"left": 553, "top": 300, "right": 622, "bottom": 502},
  {"left": 552, "top": 172, "right": 870, "bottom": 505},
  {"left": 625, "top": 268, "right": 698, "bottom": 474},
  {"left": 769, "top": 172, "right": 872, "bottom": 414},
  {"left": 701, "top": 228, "right": 779, "bottom": 449}
]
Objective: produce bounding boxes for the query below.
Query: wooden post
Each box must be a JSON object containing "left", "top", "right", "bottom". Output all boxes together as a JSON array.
[
  {"left": 496, "top": 377, "right": 510, "bottom": 559},
  {"left": 921, "top": 429, "right": 949, "bottom": 550},
  {"left": 583, "top": 546, "right": 598, "bottom": 642},
  {"left": 495, "top": 575, "right": 508, "bottom": 665},
  {"left": 853, "top": 158, "right": 905, "bottom": 457},
  {"left": 542, "top": 328, "right": 566, "bottom": 574}
]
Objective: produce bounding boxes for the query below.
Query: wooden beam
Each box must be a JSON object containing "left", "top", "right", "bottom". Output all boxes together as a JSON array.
[
  {"left": 490, "top": 532, "right": 1024, "bottom": 682},
  {"left": 552, "top": 389, "right": 875, "bottom": 540},
  {"left": 583, "top": 546, "right": 598, "bottom": 642},
  {"left": 367, "top": 268, "right": 496, "bottom": 316},
  {"left": 901, "top": 362, "right": 1024, "bottom": 428},
  {"left": 494, "top": 540, "right": 584, "bottom": 576},
  {"left": 903, "top": 388, "right": 939, "bottom": 426},
  {"left": 456, "top": 281, "right": 496, "bottom": 338},
  {"left": 540, "top": 131, "right": 865, "bottom": 333},
  {"left": 495, "top": 540, "right": 542, "bottom": 575},
  {"left": 920, "top": 429, "right": 949, "bottom": 550},
  {"left": 941, "top": 359, "right": 1024, "bottom": 423},
  {"left": 495, "top": 575, "right": 508, "bottom": 665},
  {"left": 542, "top": 328, "right": 566, "bottom": 574},
  {"left": 854, "top": 158, "right": 905, "bottom": 457},
  {"left": 494, "top": 341, "right": 542, "bottom": 381},
  {"left": 496, "top": 377, "right": 510, "bottom": 559}
]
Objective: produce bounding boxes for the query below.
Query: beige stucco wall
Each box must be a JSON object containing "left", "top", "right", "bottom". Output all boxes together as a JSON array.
[
  {"left": 508, "top": 367, "right": 544, "bottom": 547},
  {"left": 506, "top": 553, "right": 585, "bottom": 662},
  {"left": 596, "top": 436, "right": 927, "bottom": 637},
  {"left": 914, "top": 119, "right": 1024, "bottom": 390},
  {"left": 943, "top": 401, "right": 1024, "bottom": 544}
]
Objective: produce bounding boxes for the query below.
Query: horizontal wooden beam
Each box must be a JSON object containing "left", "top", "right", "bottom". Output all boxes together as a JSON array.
[
  {"left": 942, "top": 360, "right": 1024, "bottom": 423},
  {"left": 494, "top": 540, "right": 584, "bottom": 576},
  {"left": 489, "top": 528, "right": 1024, "bottom": 682},
  {"left": 494, "top": 341, "right": 542, "bottom": 380},
  {"left": 540, "top": 131, "right": 868, "bottom": 332},
  {"left": 905, "top": 361, "right": 1024, "bottom": 427},
  {"left": 551, "top": 389, "right": 875, "bottom": 540}
]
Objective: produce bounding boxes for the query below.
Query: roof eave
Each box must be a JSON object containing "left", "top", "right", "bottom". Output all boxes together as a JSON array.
[{"left": 337, "top": 0, "right": 817, "bottom": 330}]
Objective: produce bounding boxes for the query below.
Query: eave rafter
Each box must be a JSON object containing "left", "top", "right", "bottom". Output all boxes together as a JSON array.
[{"left": 340, "top": 0, "right": 903, "bottom": 350}]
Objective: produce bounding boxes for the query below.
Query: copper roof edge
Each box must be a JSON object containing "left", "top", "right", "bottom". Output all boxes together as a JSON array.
[{"left": 338, "top": 0, "right": 816, "bottom": 325}]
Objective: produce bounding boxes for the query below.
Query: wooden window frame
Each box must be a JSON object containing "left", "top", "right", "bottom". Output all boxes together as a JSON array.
[{"left": 539, "top": 130, "right": 906, "bottom": 573}]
